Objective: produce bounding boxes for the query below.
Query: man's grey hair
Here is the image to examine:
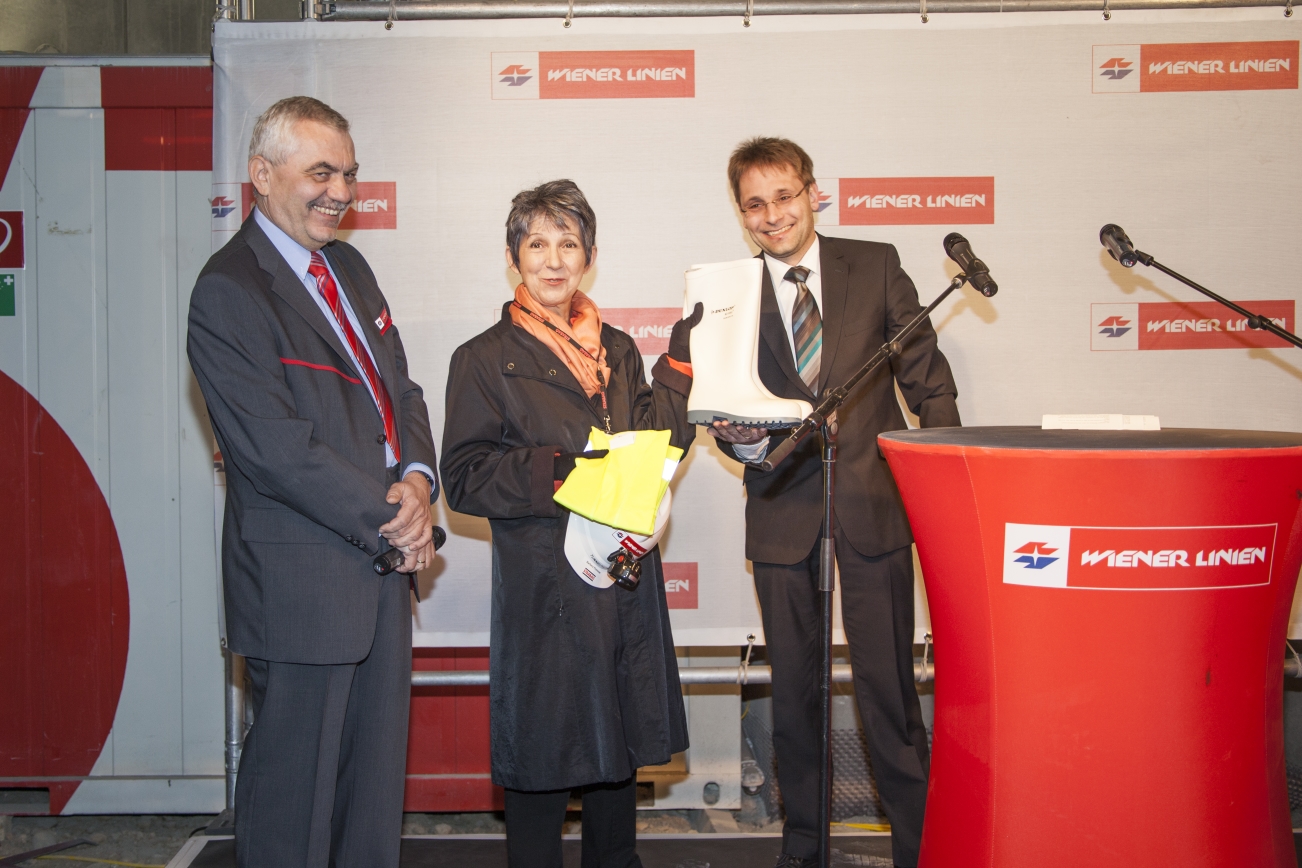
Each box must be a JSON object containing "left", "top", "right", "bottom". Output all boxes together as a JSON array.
[
  {"left": 248, "top": 96, "right": 350, "bottom": 165},
  {"left": 505, "top": 180, "right": 597, "bottom": 267}
]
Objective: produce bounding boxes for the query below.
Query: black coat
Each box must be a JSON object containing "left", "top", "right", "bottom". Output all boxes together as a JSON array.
[{"left": 440, "top": 303, "right": 694, "bottom": 791}]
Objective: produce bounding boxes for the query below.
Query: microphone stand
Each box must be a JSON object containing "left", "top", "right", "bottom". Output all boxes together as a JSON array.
[
  {"left": 754, "top": 271, "right": 971, "bottom": 868},
  {"left": 1127, "top": 249, "right": 1302, "bottom": 349}
]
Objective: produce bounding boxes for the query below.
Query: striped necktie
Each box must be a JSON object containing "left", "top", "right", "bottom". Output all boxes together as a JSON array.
[
  {"left": 308, "top": 251, "right": 401, "bottom": 461},
  {"left": 786, "top": 265, "right": 821, "bottom": 394}
]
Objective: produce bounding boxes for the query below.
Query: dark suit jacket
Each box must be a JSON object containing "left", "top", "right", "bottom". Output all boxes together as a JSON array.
[
  {"left": 187, "top": 213, "right": 437, "bottom": 664},
  {"left": 717, "top": 234, "right": 959, "bottom": 564}
]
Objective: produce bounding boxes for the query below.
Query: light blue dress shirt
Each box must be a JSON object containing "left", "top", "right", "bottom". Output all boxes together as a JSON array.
[{"left": 254, "top": 207, "right": 434, "bottom": 488}]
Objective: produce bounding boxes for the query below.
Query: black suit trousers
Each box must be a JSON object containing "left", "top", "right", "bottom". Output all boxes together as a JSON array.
[
  {"left": 234, "top": 572, "right": 413, "bottom": 868},
  {"left": 754, "top": 534, "right": 929, "bottom": 868}
]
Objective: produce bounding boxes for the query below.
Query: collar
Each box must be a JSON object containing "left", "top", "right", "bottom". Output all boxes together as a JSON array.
[
  {"left": 253, "top": 206, "right": 316, "bottom": 281},
  {"left": 763, "top": 235, "right": 821, "bottom": 287}
]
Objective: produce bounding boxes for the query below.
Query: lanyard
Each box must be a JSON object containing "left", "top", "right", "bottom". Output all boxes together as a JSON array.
[{"left": 513, "top": 299, "right": 612, "bottom": 434}]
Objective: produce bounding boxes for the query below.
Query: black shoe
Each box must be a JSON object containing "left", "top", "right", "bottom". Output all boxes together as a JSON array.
[{"left": 774, "top": 854, "right": 818, "bottom": 868}]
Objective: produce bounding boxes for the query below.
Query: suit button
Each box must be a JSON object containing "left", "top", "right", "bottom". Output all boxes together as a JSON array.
[
  {"left": 506, "top": 362, "right": 515, "bottom": 370},
  {"left": 377, "top": 434, "right": 386, "bottom": 444},
  {"left": 345, "top": 535, "right": 354, "bottom": 543},
  {"left": 548, "top": 369, "right": 556, "bottom": 376}
]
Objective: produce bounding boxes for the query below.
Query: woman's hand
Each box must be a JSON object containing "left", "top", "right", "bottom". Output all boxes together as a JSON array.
[
  {"left": 554, "top": 449, "right": 610, "bottom": 481},
  {"left": 668, "top": 302, "right": 704, "bottom": 362}
]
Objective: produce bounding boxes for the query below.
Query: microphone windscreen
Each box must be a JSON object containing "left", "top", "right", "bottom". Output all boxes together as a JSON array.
[{"left": 1099, "top": 224, "right": 1137, "bottom": 266}]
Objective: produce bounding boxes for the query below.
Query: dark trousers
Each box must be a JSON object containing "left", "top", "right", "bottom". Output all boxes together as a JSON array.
[
  {"left": 753, "top": 534, "right": 929, "bottom": 868},
  {"left": 504, "top": 777, "right": 641, "bottom": 868},
  {"left": 234, "top": 574, "right": 413, "bottom": 868}
]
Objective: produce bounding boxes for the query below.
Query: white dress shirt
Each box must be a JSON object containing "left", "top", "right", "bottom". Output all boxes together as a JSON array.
[
  {"left": 763, "top": 236, "right": 823, "bottom": 370},
  {"left": 254, "top": 207, "right": 433, "bottom": 485},
  {"left": 734, "top": 238, "right": 823, "bottom": 462}
]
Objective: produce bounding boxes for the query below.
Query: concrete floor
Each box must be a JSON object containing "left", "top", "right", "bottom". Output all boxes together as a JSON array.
[
  {"left": 0, "top": 809, "right": 787, "bottom": 867},
  {"left": 0, "top": 814, "right": 210, "bottom": 867}
]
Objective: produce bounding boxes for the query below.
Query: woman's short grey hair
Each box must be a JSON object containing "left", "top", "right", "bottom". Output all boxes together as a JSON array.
[
  {"left": 506, "top": 180, "right": 597, "bottom": 267},
  {"left": 248, "top": 96, "right": 350, "bottom": 165}
]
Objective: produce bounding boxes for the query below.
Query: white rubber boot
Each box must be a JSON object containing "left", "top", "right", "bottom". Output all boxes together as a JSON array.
[{"left": 683, "top": 258, "right": 814, "bottom": 427}]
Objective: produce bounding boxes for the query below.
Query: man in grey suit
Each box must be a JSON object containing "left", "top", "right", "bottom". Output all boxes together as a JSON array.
[
  {"left": 187, "top": 96, "right": 437, "bottom": 868},
  {"left": 709, "top": 138, "right": 960, "bottom": 868}
]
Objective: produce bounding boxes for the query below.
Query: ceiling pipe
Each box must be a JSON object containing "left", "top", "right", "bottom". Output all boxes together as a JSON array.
[{"left": 323, "top": 0, "right": 1288, "bottom": 20}]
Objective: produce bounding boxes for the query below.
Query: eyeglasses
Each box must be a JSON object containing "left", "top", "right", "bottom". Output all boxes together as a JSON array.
[{"left": 740, "top": 183, "right": 811, "bottom": 215}]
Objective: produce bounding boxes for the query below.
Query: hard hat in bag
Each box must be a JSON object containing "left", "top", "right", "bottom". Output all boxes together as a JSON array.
[{"left": 564, "top": 487, "right": 672, "bottom": 591}]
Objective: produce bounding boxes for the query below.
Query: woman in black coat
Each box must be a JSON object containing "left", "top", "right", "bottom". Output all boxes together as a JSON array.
[{"left": 440, "top": 179, "right": 701, "bottom": 868}]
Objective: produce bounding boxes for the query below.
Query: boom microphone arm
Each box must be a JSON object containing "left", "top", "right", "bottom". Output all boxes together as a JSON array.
[
  {"left": 1100, "top": 223, "right": 1302, "bottom": 350},
  {"left": 758, "top": 272, "right": 969, "bottom": 473}
]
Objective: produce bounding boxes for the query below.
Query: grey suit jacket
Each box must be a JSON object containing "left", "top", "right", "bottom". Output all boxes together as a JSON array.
[
  {"left": 717, "top": 234, "right": 960, "bottom": 564},
  {"left": 187, "top": 213, "right": 437, "bottom": 664}
]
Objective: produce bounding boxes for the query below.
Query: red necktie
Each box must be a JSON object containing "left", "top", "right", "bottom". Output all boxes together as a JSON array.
[{"left": 308, "top": 251, "right": 400, "bottom": 462}]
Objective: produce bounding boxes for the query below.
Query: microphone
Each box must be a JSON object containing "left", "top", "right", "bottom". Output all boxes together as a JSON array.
[
  {"left": 1100, "top": 224, "right": 1140, "bottom": 268},
  {"left": 373, "top": 526, "right": 447, "bottom": 575},
  {"left": 942, "top": 233, "right": 998, "bottom": 297}
]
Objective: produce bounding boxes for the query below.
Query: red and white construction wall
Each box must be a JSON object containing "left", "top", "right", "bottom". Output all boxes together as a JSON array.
[
  {"left": 0, "top": 62, "right": 220, "bottom": 814},
  {"left": 5, "top": 6, "right": 1302, "bottom": 815}
]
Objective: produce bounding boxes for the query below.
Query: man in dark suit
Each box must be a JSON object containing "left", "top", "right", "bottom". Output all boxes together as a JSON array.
[
  {"left": 708, "top": 138, "right": 960, "bottom": 868},
  {"left": 187, "top": 96, "right": 437, "bottom": 868}
]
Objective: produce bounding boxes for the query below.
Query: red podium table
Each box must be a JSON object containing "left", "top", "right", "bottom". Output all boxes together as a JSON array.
[{"left": 878, "top": 427, "right": 1302, "bottom": 868}]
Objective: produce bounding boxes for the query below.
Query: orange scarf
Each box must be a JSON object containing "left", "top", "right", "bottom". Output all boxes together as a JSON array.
[{"left": 509, "top": 284, "right": 612, "bottom": 399}]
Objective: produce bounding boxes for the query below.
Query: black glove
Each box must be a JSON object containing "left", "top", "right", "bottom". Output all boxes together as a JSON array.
[
  {"left": 554, "top": 449, "right": 609, "bottom": 481},
  {"left": 668, "top": 302, "right": 704, "bottom": 363}
]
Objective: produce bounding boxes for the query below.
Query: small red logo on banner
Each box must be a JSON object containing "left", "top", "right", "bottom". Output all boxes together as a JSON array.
[
  {"left": 1005, "top": 522, "right": 1276, "bottom": 590},
  {"left": 535, "top": 51, "right": 694, "bottom": 99},
  {"left": 210, "top": 196, "right": 237, "bottom": 219},
  {"left": 663, "top": 562, "right": 698, "bottom": 609},
  {"left": 1139, "top": 300, "right": 1294, "bottom": 349},
  {"left": 492, "top": 51, "right": 693, "bottom": 99},
  {"left": 1090, "top": 301, "right": 1294, "bottom": 350},
  {"left": 489, "top": 51, "right": 697, "bottom": 99},
  {"left": 1142, "top": 41, "right": 1298, "bottom": 92},
  {"left": 498, "top": 64, "right": 534, "bottom": 87},
  {"left": 342, "top": 182, "right": 397, "bottom": 230},
  {"left": 1096, "top": 42, "right": 1297, "bottom": 93},
  {"left": 0, "top": 211, "right": 24, "bottom": 269},
  {"left": 1097, "top": 56, "right": 1135, "bottom": 80},
  {"left": 240, "top": 182, "right": 397, "bottom": 230},
  {"left": 838, "top": 177, "right": 994, "bottom": 225},
  {"left": 602, "top": 307, "right": 682, "bottom": 355}
]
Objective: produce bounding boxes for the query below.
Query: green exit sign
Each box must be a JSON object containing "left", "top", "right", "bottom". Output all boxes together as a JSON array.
[{"left": 0, "top": 274, "right": 13, "bottom": 316}]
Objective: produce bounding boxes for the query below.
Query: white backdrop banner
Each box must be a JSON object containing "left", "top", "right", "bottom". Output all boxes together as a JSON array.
[{"left": 212, "top": 10, "right": 1302, "bottom": 646}]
